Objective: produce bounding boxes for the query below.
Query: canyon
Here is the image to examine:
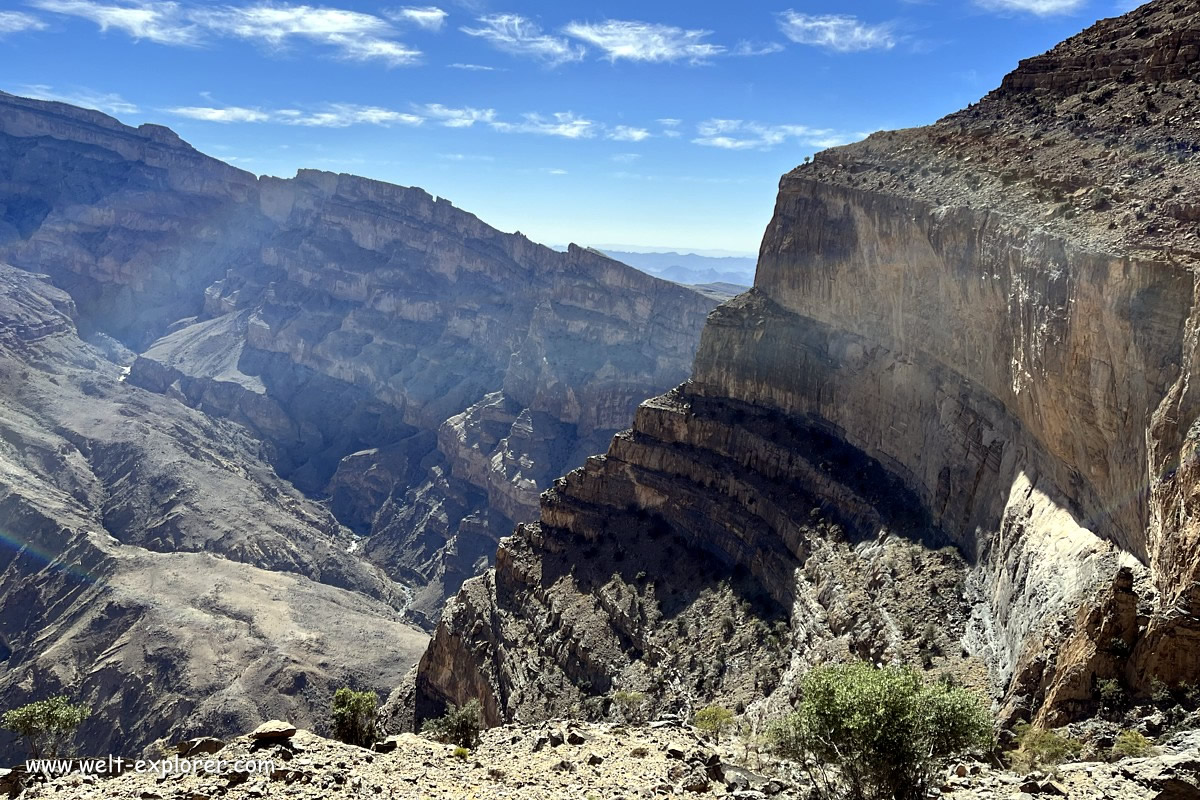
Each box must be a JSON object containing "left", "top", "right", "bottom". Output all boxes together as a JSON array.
[
  {"left": 0, "top": 91, "right": 712, "bottom": 753},
  {"left": 0, "top": 0, "right": 1198, "bottom": 775},
  {"left": 413, "top": 0, "right": 1200, "bottom": 735}
]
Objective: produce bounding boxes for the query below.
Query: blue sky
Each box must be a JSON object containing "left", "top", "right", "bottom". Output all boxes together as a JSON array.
[{"left": 1, "top": 0, "right": 1142, "bottom": 254}]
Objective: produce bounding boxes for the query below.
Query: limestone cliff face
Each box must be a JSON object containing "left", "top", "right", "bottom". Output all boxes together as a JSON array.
[
  {"left": 0, "top": 91, "right": 715, "bottom": 622},
  {"left": 0, "top": 92, "right": 257, "bottom": 344},
  {"left": 415, "top": 0, "right": 1200, "bottom": 727}
]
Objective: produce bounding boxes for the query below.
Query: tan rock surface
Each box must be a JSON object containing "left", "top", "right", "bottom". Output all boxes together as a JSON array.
[
  {"left": 415, "top": 0, "right": 1200, "bottom": 728},
  {"left": 0, "top": 265, "right": 428, "bottom": 756}
]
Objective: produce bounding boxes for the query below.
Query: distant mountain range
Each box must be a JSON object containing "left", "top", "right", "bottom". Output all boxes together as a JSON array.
[{"left": 597, "top": 249, "right": 756, "bottom": 288}]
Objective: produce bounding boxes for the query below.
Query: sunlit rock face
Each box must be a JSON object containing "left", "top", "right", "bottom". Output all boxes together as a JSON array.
[
  {"left": 415, "top": 0, "right": 1200, "bottom": 728},
  {"left": 0, "top": 90, "right": 716, "bottom": 624}
]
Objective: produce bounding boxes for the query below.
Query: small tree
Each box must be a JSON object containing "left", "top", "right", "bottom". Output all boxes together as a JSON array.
[
  {"left": 331, "top": 687, "right": 378, "bottom": 748},
  {"left": 2, "top": 697, "right": 89, "bottom": 758},
  {"left": 1111, "top": 730, "right": 1153, "bottom": 760},
  {"left": 693, "top": 705, "right": 735, "bottom": 743},
  {"left": 421, "top": 700, "right": 482, "bottom": 748},
  {"left": 767, "top": 662, "right": 993, "bottom": 800},
  {"left": 1097, "top": 678, "right": 1125, "bottom": 710},
  {"left": 1008, "top": 723, "right": 1083, "bottom": 775},
  {"left": 611, "top": 690, "right": 648, "bottom": 725},
  {"left": 1150, "top": 677, "right": 1172, "bottom": 706}
]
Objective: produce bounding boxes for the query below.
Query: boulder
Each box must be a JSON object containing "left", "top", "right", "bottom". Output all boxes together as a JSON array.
[
  {"left": 176, "top": 737, "right": 225, "bottom": 757},
  {"left": 250, "top": 720, "right": 297, "bottom": 741}
]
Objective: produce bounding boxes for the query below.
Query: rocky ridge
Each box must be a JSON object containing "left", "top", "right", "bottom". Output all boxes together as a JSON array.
[
  {"left": 0, "top": 265, "right": 428, "bottom": 756},
  {"left": 414, "top": 0, "right": 1200, "bottom": 733}
]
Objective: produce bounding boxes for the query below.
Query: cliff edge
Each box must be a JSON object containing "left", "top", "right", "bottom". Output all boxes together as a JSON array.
[{"left": 414, "top": 0, "right": 1200, "bottom": 730}]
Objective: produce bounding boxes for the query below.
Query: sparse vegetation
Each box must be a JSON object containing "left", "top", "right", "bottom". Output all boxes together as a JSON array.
[
  {"left": 611, "top": 690, "right": 648, "bottom": 725},
  {"left": 1098, "top": 678, "right": 1125, "bottom": 709},
  {"left": 1150, "top": 677, "right": 1172, "bottom": 705},
  {"left": 331, "top": 687, "right": 378, "bottom": 748},
  {"left": 1111, "top": 730, "right": 1153, "bottom": 760},
  {"left": 693, "top": 705, "right": 734, "bottom": 743},
  {"left": 767, "top": 662, "right": 993, "bottom": 800},
  {"left": 1008, "top": 723, "right": 1083, "bottom": 775},
  {"left": 453, "top": 746, "right": 471, "bottom": 760},
  {"left": 2, "top": 696, "right": 89, "bottom": 759},
  {"left": 422, "top": 699, "right": 483, "bottom": 748}
]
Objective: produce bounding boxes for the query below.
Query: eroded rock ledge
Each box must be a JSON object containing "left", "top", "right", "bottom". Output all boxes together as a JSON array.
[{"left": 415, "top": 0, "right": 1200, "bottom": 729}]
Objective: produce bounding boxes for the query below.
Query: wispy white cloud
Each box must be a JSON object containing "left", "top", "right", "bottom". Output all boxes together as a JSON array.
[
  {"left": 0, "top": 10, "right": 47, "bottom": 33},
  {"left": 563, "top": 19, "right": 723, "bottom": 63},
  {"left": 611, "top": 153, "right": 641, "bottom": 163},
  {"left": 34, "top": 0, "right": 421, "bottom": 64},
  {"left": 277, "top": 104, "right": 424, "bottom": 126},
  {"left": 692, "top": 118, "right": 857, "bottom": 151},
  {"left": 31, "top": 0, "right": 199, "bottom": 44},
  {"left": 167, "top": 105, "right": 270, "bottom": 122},
  {"left": 608, "top": 125, "right": 651, "bottom": 142},
  {"left": 490, "top": 111, "right": 595, "bottom": 138},
  {"left": 164, "top": 103, "right": 423, "bottom": 127},
  {"left": 543, "top": 167, "right": 568, "bottom": 175},
  {"left": 156, "top": 99, "right": 655, "bottom": 142},
  {"left": 386, "top": 5, "right": 446, "bottom": 30},
  {"left": 447, "top": 62, "right": 500, "bottom": 70},
  {"left": 733, "top": 40, "right": 784, "bottom": 56},
  {"left": 192, "top": 4, "right": 420, "bottom": 65},
  {"left": 440, "top": 152, "right": 495, "bottom": 161},
  {"left": 658, "top": 118, "right": 683, "bottom": 138},
  {"left": 974, "top": 0, "right": 1085, "bottom": 13},
  {"left": 421, "top": 103, "right": 496, "bottom": 127},
  {"left": 462, "top": 13, "right": 584, "bottom": 65},
  {"left": 777, "top": 11, "right": 896, "bottom": 52},
  {"left": 16, "top": 83, "right": 139, "bottom": 115}
]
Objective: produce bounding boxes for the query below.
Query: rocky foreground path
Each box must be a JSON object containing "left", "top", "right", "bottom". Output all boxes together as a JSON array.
[{"left": 11, "top": 721, "right": 1200, "bottom": 799}]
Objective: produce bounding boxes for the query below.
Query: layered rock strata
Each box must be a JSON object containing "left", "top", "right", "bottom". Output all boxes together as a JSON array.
[{"left": 416, "top": 0, "right": 1200, "bottom": 728}]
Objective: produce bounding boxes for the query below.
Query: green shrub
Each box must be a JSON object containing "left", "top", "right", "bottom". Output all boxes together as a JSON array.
[
  {"left": 693, "top": 705, "right": 734, "bottom": 743},
  {"left": 1150, "top": 677, "right": 1172, "bottom": 705},
  {"left": 767, "top": 662, "right": 993, "bottom": 800},
  {"left": 1098, "top": 678, "right": 1125, "bottom": 709},
  {"left": 422, "top": 699, "right": 483, "bottom": 748},
  {"left": 1008, "top": 723, "right": 1083, "bottom": 774},
  {"left": 611, "top": 690, "right": 648, "bottom": 725},
  {"left": 453, "top": 746, "right": 470, "bottom": 760},
  {"left": 331, "top": 687, "right": 378, "bottom": 748},
  {"left": 1111, "top": 730, "right": 1153, "bottom": 760},
  {"left": 2, "top": 697, "right": 89, "bottom": 758}
]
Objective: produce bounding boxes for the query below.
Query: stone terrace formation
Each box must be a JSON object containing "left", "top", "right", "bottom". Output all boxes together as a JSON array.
[{"left": 414, "top": 0, "right": 1200, "bottom": 732}]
